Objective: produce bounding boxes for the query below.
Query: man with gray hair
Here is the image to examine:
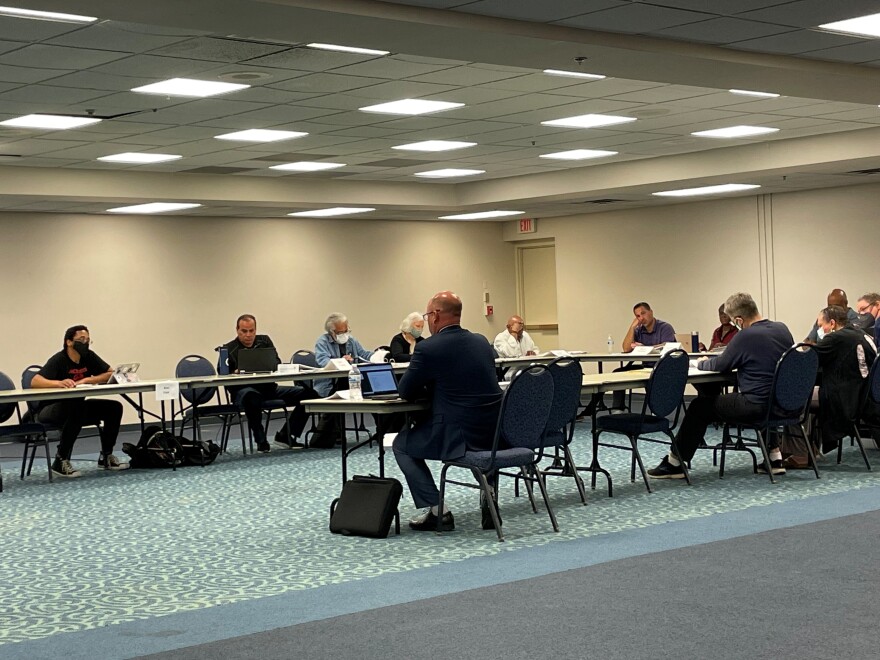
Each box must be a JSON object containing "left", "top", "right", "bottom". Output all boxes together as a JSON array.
[
  {"left": 856, "top": 293, "right": 880, "bottom": 344},
  {"left": 311, "top": 313, "right": 374, "bottom": 448},
  {"left": 648, "top": 292, "right": 795, "bottom": 479}
]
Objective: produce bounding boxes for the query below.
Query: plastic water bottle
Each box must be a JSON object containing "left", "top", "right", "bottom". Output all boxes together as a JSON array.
[
  {"left": 217, "top": 347, "right": 229, "bottom": 375},
  {"left": 607, "top": 335, "right": 614, "bottom": 353},
  {"left": 348, "top": 363, "right": 363, "bottom": 401}
]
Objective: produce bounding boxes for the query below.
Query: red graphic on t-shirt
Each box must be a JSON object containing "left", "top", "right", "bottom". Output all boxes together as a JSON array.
[{"left": 68, "top": 367, "right": 88, "bottom": 382}]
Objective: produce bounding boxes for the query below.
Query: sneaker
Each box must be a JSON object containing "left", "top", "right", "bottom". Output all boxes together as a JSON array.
[
  {"left": 273, "top": 431, "right": 304, "bottom": 450},
  {"left": 98, "top": 454, "right": 130, "bottom": 471},
  {"left": 757, "top": 459, "right": 786, "bottom": 475},
  {"left": 256, "top": 442, "right": 271, "bottom": 454},
  {"left": 409, "top": 509, "right": 455, "bottom": 532},
  {"left": 647, "top": 456, "right": 685, "bottom": 479},
  {"left": 51, "top": 458, "right": 82, "bottom": 479}
]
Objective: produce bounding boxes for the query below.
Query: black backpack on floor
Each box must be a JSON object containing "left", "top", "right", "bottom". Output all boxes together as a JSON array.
[{"left": 123, "top": 425, "right": 220, "bottom": 469}]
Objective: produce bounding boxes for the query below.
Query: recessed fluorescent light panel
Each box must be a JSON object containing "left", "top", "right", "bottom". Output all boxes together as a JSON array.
[
  {"left": 540, "top": 149, "right": 618, "bottom": 160},
  {"left": 288, "top": 207, "right": 375, "bottom": 217},
  {"left": 393, "top": 140, "right": 476, "bottom": 152},
  {"left": 107, "top": 203, "right": 202, "bottom": 214},
  {"left": 0, "top": 6, "right": 97, "bottom": 22},
  {"left": 359, "top": 99, "right": 464, "bottom": 115},
  {"left": 541, "top": 114, "right": 636, "bottom": 129},
  {"left": 214, "top": 129, "right": 308, "bottom": 142},
  {"left": 97, "top": 153, "right": 181, "bottom": 164},
  {"left": 819, "top": 13, "right": 880, "bottom": 38},
  {"left": 439, "top": 210, "right": 524, "bottom": 220},
  {"left": 653, "top": 184, "right": 760, "bottom": 198},
  {"left": 269, "top": 162, "right": 345, "bottom": 172},
  {"left": 414, "top": 169, "right": 485, "bottom": 178},
  {"left": 131, "top": 78, "right": 250, "bottom": 98},
  {"left": 0, "top": 114, "right": 101, "bottom": 129},
  {"left": 543, "top": 69, "right": 605, "bottom": 80},
  {"left": 692, "top": 125, "right": 779, "bottom": 138},
  {"left": 306, "top": 43, "right": 389, "bottom": 56},
  {"left": 729, "top": 89, "right": 780, "bottom": 98}
]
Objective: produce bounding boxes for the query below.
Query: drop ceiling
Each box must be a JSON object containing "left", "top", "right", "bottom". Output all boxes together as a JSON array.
[{"left": 1, "top": 0, "right": 880, "bottom": 220}]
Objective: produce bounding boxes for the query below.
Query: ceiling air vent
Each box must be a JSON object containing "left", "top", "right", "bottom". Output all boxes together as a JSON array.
[
  {"left": 573, "top": 198, "right": 625, "bottom": 205},
  {"left": 847, "top": 168, "right": 880, "bottom": 175}
]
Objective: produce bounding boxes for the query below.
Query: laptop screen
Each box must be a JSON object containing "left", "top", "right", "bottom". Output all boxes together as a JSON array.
[
  {"left": 358, "top": 363, "right": 399, "bottom": 397},
  {"left": 236, "top": 348, "right": 278, "bottom": 373}
]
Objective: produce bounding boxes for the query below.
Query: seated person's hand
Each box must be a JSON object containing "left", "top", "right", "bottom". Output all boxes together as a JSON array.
[
  {"left": 59, "top": 378, "right": 76, "bottom": 388},
  {"left": 698, "top": 342, "right": 707, "bottom": 351},
  {"left": 343, "top": 355, "right": 353, "bottom": 362},
  {"left": 526, "top": 350, "right": 536, "bottom": 356},
  {"left": 630, "top": 342, "right": 643, "bottom": 349}
]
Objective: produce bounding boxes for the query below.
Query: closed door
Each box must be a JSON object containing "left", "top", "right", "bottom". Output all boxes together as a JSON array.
[{"left": 517, "top": 243, "right": 558, "bottom": 350}]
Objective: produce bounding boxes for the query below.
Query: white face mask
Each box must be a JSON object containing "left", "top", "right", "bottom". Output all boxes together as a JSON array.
[
  {"left": 335, "top": 332, "right": 350, "bottom": 345},
  {"left": 816, "top": 327, "right": 826, "bottom": 341}
]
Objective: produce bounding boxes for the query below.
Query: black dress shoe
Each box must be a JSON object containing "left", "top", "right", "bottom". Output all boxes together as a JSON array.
[
  {"left": 409, "top": 510, "right": 455, "bottom": 532},
  {"left": 480, "top": 492, "right": 501, "bottom": 530}
]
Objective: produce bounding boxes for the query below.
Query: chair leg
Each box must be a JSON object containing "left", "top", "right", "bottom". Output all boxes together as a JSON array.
[
  {"left": 519, "top": 466, "right": 538, "bottom": 513},
  {"left": 20, "top": 441, "right": 30, "bottom": 479},
  {"left": 562, "top": 445, "right": 588, "bottom": 505},
  {"left": 667, "top": 432, "right": 691, "bottom": 485},
  {"left": 438, "top": 464, "right": 450, "bottom": 533},
  {"left": 853, "top": 427, "right": 872, "bottom": 471},
  {"left": 798, "top": 424, "right": 821, "bottom": 479},
  {"left": 474, "top": 469, "right": 504, "bottom": 542},
  {"left": 755, "top": 430, "right": 776, "bottom": 484},
  {"left": 530, "top": 465, "right": 559, "bottom": 532},
  {"left": 42, "top": 436, "right": 52, "bottom": 482},
  {"left": 628, "top": 435, "right": 652, "bottom": 493}
]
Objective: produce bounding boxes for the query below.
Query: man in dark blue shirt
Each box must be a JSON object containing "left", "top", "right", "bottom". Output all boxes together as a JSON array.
[
  {"left": 856, "top": 293, "right": 879, "bottom": 344},
  {"left": 648, "top": 293, "right": 794, "bottom": 479}
]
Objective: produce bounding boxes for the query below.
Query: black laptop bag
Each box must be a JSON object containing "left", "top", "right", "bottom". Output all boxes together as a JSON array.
[{"left": 329, "top": 475, "right": 403, "bottom": 538}]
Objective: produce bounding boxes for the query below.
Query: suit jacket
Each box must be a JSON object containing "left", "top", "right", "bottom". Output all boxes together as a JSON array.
[
  {"left": 389, "top": 332, "right": 423, "bottom": 363},
  {"left": 397, "top": 325, "right": 502, "bottom": 461}
]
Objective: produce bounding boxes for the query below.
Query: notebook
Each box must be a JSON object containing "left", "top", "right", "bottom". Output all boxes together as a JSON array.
[
  {"left": 358, "top": 363, "right": 400, "bottom": 400},
  {"left": 236, "top": 348, "right": 278, "bottom": 373}
]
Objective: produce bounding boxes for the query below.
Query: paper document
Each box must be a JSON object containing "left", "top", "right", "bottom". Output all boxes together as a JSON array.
[
  {"left": 323, "top": 358, "right": 352, "bottom": 372},
  {"left": 629, "top": 346, "right": 653, "bottom": 356},
  {"left": 325, "top": 390, "right": 351, "bottom": 400},
  {"left": 660, "top": 342, "right": 682, "bottom": 355},
  {"left": 370, "top": 349, "right": 389, "bottom": 363}
]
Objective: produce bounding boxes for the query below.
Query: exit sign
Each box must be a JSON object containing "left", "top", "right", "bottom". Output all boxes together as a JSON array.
[{"left": 518, "top": 218, "right": 536, "bottom": 233}]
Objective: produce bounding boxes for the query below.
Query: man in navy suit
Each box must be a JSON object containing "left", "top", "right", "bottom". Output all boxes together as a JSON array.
[{"left": 393, "top": 291, "right": 502, "bottom": 531}]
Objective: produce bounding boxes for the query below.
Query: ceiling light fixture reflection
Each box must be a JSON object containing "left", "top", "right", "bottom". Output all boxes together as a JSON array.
[
  {"left": 543, "top": 69, "right": 605, "bottom": 80},
  {"left": 414, "top": 169, "right": 485, "bottom": 178},
  {"left": 819, "top": 12, "right": 880, "bottom": 38},
  {"left": 0, "top": 114, "right": 101, "bottom": 129},
  {"left": 0, "top": 6, "right": 97, "bottom": 22},
  {"left": 269, "top": 161, "right": 345, "bottom": 171},
  {"left": 288, "top": 207, "right": 375, "bottom": 217},
  {"left": 439, "top": 210, "right": 523, "bottom": 220},
  {"left": 541, "top": 114, "right": 636, "bottom": 129},
  {"left": 359, "top": 99, "right": 464, "bottom": 115},
  {"left": 306, "top": 43, "right": 389, "bottom": 56},
  {"left": 97, "top": 152, "right": 182, "bottom": 164},
  {"left": 539, "top": 149, "right": 617, "bottom": 160},
  {"left": 107, "top": 202, "right": 202, "bottom": 214},
  {"left": 214, "top": 129, "right": 308, "bottom": 142},
  {"left": 691, "top": 125, "right": 779, "bottom": 138},
  {"left": 729, "top": 89, "right": 780, "bottom": 98},
  {"left": 653, "top": 184, "right": 760, "bottom": 198},
  {"left": 393, "top": 140, "right": 476, "bottom": 152},
  {"left": 131, "top": 78, "right": 250, "bottom": 98}
]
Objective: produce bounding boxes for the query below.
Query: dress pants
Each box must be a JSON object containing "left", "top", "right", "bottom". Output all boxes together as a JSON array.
[
  {"left": 37, "top": 398, "right": 123, "bottom": 460},
  {"left": 231, "top": 384, "right": 317, "bottom": 444},
  {"left": 392, "top": 436, "right": 440, "bottom": 508},
  {"left": 674, "top": 391, "right": 768, "bottom": 462}
]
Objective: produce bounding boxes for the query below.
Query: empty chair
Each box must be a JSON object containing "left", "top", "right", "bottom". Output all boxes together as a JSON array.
[
  {"left": 438, "top": 364, "right": 556, "bottom": 542},
  {"left": 0, "top": 371, "right": 52, "bottom": 486},
  {"left": 594, "top": 350, "right": 690, "bottom": 493}
]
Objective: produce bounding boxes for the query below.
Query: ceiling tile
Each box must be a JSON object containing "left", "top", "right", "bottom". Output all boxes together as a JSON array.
[
  {"left": 557, "top": 4, "right": 712, "bottom": 32},
  {"left": 727, "top": 28, "right": 865, "bottom": 55},
  {"left": 653, "top": 17, "right": 796, "bottom": 44},
  {"left": 149, "top": 37, "right": 289, "bottom": 63},
  {"left": 0, "top": 84, "right": 110, "bottom": 105},
  {"left": 457, "top": 0, "right": 620, "bottom": 22},
  {"left": 271, "top": 72, "right": 385, "bottom": 94},
  {"left": 408, "top": 65, "right": 530, "bottom": 86},
  {"left": 738, "top": 0, "right": 880, "bottom": 29},
  {"left": 0, "top": 45, "right": 129, "bottom": 70},
  {"left": 328, "top": 57, "right": 459, "bottom": 80},
  {"left": 640, "top": 0, "right": 791, "bottom": 13},
  {"left": 0, "top": 63, "right": 71, "bottom": 84},
  {"left": 89, "top": 54, "right": 227, "bottom": 79},
  {"left": 246, "top": 48, "right": 379, "bottom": 72},
  {"left": 48, "top": 22, "right": 193, "bottom": 54},
  {"left": 0, "top": 15, "right": 84, "bottom": 42},
  {"left": 798, "top": 40, "right": 880, "bottom": 63}
]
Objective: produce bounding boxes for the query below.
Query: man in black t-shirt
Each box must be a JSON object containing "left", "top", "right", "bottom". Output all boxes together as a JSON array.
[
  {"left": 221, "top": 314, "right": 318, "bottom": 453},
  {"left": 31, "top": 325, "right": 128, "bottom": 478}
]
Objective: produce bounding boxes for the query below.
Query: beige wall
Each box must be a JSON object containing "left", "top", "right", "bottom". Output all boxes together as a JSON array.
[
  {"left": 1, "top": 213, "right": 515, "bottom": 422},
  {"left": 503, "top": 181, "right": 880, "bottom": 360}
]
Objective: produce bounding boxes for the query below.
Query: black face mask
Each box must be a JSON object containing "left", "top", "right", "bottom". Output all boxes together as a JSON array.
[{"left": 72, "top": 340, "right": 90, "bottom": 357}]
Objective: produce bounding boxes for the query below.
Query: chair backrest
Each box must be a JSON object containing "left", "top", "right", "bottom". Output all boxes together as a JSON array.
[
  {"left": 0, "top": 371, "right": 17, "bottom": 424},
  {"left": 498, "top": 364, "right": 555, "bottom": 451},
  {"left": 290, "top": 350, "right": 319, "bottom": 368},
  {"left": 646, "top": 349, "right": 689, "bottom": 418},
  {"left": 545, "top": 357, "right": 583, "bottom": 436},
  {"left": 21, "top": 365, "right": 42, "bottom": 414},
  {"left": 771, "top": 344, "right": 819, "bottom": 416},
  {"left": 174, "top": 355, "right": 217, "bottom": 405},
  {"left": 869, "top": 357, "right": 880, "bottom": 405}
]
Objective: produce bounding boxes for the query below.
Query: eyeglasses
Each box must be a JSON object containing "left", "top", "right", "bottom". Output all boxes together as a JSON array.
[
  {"left": 858, "top": 302, "right": 878, "bottom": 314},
  {"left": 422, "top": 311, "right": 437, "bottom": 321}
]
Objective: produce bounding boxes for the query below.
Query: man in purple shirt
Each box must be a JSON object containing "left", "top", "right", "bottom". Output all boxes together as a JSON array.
[{"left": 609, "top": 302, "right": 677, "bottom": 410}]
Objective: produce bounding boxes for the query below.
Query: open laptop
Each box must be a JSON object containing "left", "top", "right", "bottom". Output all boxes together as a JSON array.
[
  {"left": 108, "top": 363, "right": 140, "bottom": 384},
  {"left": 358, "top": 363, "right": 401, "bottom": 400},
  {"left": 236, "top": 348, "right": 278, "bottom": 373}
]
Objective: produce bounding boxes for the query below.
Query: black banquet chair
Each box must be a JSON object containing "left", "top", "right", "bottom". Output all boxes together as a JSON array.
[
  {"left": 0, "top": 370, "right": 53, "bottom": 487},
  {"left": 594, "top": 349, "right": 691, "bottom": 493},
  {"left": 438, "top": 364, "right": 556, "bottom": 542},
  {"left": 720, "top": 344, "right": 819, "bottom": 483}
]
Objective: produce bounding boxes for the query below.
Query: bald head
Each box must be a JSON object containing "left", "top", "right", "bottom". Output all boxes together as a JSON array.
[
  {"left": 425, "top": 290, "right": 462, "bottom": 334},
  {"left": 507, "top": 315, "right": 524, "bottom": 340},
  {"left": 827, "top": 289, "right": 848, "bottom": 308}
]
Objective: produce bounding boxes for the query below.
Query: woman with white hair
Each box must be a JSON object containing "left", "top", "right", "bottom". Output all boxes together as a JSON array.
[{"left": 389, "top": 311, "right": 425, "bottom": 363}]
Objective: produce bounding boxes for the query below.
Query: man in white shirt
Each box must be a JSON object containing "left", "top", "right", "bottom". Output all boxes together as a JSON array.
[{"left": 493, "top": 315, "right": 539, "bottom": 357}]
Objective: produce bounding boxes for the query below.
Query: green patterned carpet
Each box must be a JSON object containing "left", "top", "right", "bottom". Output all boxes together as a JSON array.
[{"left": 1, "top": 425, "right": 878, "bottom": 646}]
